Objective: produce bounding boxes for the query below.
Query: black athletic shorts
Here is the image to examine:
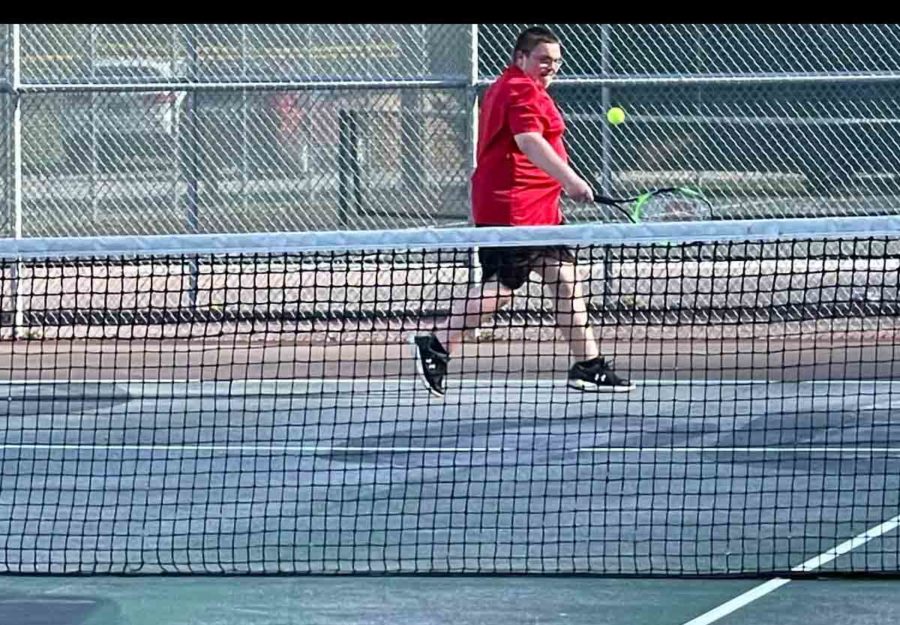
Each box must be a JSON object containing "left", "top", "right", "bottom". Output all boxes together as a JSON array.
[{"left": 475, "top": 225, "right": 576, "bottom": 291}]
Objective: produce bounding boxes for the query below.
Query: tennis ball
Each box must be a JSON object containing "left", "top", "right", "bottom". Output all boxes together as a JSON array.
[{"left": 607, "top": 106, "right": 626, "bottom": 126}]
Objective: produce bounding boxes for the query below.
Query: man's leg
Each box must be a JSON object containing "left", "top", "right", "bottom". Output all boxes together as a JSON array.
[
  {"left": 411, "top": 244, "right": 520, "bottom": 397},
  {"left": 411, "top": 279, "right": 513, "bottom": 397},
  {"left": 534, "top": 253, "right": 634, "bottom": 392},
  {"left": 433, "top": 279, "right": 514, "bottom": 357},
  {"left": 533, "top": 256, "right": 599, "bottom": 362}
]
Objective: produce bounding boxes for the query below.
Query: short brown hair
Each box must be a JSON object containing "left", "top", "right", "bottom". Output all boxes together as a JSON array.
[{"left": 512, "top": 26, "right": 561, "bottom": 62}]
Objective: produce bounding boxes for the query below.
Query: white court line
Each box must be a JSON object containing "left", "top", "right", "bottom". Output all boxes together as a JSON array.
[
  {"left": 223, "top": 378, "right": 779, "bottom": 387},
  {"left": 5, "top": 444, "right": 897, "bottom": 455},
  {"left": 860, "top": 402, "right": 900, "bottom": 410},
  {"left": 681, "top": 513, "right": 900, "bottom": 625},
  {"left": 0, "top": 444, "right": 505, "bottom": 453},
  {"left": 0, "top": 599, "right": 99, "bottom": 605},
  {"left": 579, "top": 447, "right": 900, "bottom": 455},
  {"left": 4, "top": 377, "right": 897, "bottom": 386},
  {"left": 803, "top": 380, "right": 900, "bottom": 385}
]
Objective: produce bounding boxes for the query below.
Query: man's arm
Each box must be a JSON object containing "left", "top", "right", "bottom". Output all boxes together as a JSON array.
[{"left": 514, "top": 132, "right": 594, "bottom": 202}]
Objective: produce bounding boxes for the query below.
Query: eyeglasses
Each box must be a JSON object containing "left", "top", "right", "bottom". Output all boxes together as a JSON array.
[{"left": 531, "top": 54, "right": 563, "bottom": 68}]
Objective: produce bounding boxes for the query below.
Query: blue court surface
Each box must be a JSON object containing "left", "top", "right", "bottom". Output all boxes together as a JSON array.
[{"left": 2, "top": 376, "right": 900, "bottom": 623}]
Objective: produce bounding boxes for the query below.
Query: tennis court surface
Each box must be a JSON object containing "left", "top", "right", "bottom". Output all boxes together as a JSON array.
[{"left": 2, "top": 217, "right": 900, "bottom": 623}]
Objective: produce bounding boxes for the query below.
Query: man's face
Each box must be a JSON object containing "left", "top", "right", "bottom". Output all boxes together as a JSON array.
[{"left": 515, "top": 42, "right": 562, "bottom": 88}]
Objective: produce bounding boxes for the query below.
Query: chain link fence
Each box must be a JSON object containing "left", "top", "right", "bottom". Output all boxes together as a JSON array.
[
  {"left": 559, "top": 80, "right": 900, "bottom": 220},
  {"left": 18, "top": 88, "right": 469, "bottom": 236},
  {"left": 5, "top": 24, "right": 900, "bottom": 237},
  {"left": 486, "top": 24, "right": 900, "bottom": 222},
  {"left": 1, "top": 25, "right": 10, "bottom": 240},
  {"left": 19, "top": 24, "right": 470, "bottom": 84},
  {"left": 478, "top": 24, "right": 900, "bottom": 76}
]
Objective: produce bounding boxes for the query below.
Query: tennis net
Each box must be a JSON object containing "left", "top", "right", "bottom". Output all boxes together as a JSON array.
[{"left": 1, "top": 217, "right": 900, "bottom": 576}]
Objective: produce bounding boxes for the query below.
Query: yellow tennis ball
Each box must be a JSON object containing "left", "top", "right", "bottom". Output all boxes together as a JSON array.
[{"left": 607, "top": 106, "right": 626, "bottom": 126}]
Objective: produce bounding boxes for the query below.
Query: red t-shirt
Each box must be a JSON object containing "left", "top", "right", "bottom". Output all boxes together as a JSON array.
[{"left": 471, "top": 65, "right": 568, "bottom": 226}]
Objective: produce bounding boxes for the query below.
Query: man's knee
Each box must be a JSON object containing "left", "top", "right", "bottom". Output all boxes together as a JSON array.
[
  {"left": 478, "top": 279, "right": 514, "bottom": 300},
  {"left": 537, "top": 260, "right": 579, "bottom": 292}
]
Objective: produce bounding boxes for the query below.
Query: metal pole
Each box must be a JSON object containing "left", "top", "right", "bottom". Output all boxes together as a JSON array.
[
  {"left": 12, "top": 24, "right": 24, "bottom": 336},
  {"left": 338, "top": 111, "right": 349, "bottom": 227},
  {"left": 183, "top": 25, "right": 199, "bottom": 235},
  {"left": 337, "top": 110, "right": 361, "bottom": 228},
  {"left": 600, "top": 24, "right": 612, "bottom": 199},
  {"left": 467, "top": 24, "right": 478, "bottom": 226},
  {"left": 400, "top": 25, "right": 425, "bottom": 220},
  {"left": 241, "top": 24, "right": 249, "bottom": 217},
  {"left": 3, "top": 26, "right": 10, "bottom": 240},
  {"left": 12, "top": 24, "right": 21, "bottom": 242},
  {"left": 468, "top": 25, "right": 478, "bottom": 193},
  {"left": 182, "top": 25, "right": 199, "bottom": 308},
  {"left": 89, "top": 24, "right": 99, "bottom": 220},
  {"left": 171, "top": 25, "right": 179, "bottom": 216},
  {"left": 468, "top": 24, "right": 481, "bottom": 288},
  {"left": 599, "top": 25, "right": 613, "bottom": 310},
  {"left": 692, "top": 24, "right": 703, "bottom": 183}
]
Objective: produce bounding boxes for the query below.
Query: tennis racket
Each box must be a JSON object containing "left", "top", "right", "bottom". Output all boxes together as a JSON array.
[{"left": 593, "top": 186, "right": 714, "bottom": 224}]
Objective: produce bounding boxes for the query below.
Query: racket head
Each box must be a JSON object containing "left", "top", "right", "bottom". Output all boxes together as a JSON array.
[{"left": 630, "top": 187, "right": 713, "bottom": 223}]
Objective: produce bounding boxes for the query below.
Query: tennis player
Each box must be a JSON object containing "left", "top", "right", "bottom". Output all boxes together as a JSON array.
[{"left": 410, "top": 26, "right": 634, "bottom": 397}]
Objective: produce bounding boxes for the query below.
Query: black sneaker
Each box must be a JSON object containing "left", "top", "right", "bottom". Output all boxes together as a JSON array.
[
  {"left": 409, "top": 334, "right": 450, "bottom": 397},
  {"left": 567, "top": 357, "right": 635, "bottom": 392}
]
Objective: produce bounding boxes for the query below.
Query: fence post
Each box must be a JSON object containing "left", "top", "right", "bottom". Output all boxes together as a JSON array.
[
  {"left": 11, "top": 24, "right": 25, "bottom": 338},
  {"left": 467, "top": 24, "right": 481, "bottom": 293},
  {"left": 338, "top": 110, "right": 361, "bottom": 228},
  {"left": 89, "top": 24, "right": 99, "bottom": 220},
  {"left": 467, "top": 24, "right": 478, "bottom": 225},
  {"left": 180, "top": 25, "right": 200, "bottom": 308},
  {"left": 400, "top": 25, "right": 427, "bottom": 217},
  {"left": 600, "top": 24, "right": 612, "bottom": 199}
]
